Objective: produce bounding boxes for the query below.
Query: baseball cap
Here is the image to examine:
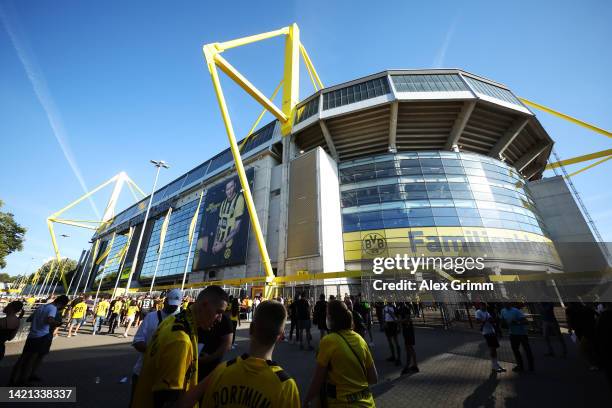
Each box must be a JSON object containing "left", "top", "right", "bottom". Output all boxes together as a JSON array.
[{"left": 166, "top": 289, "right": 183, "bottom": 306}]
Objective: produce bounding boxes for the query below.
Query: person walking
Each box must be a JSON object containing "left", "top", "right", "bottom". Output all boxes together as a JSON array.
[
  {"left": 313, "top": 294, "right": 328, "bottom": 340},
  {"left": 295, "top": 292, "right": 314, "bottom": 350},
  {"left": 92, "top": 296, "right": 110, "bottom": 335},
  {"left": 229, "top": 296, "right": 240, "bottom": 349},
  {"left": 107, "top": 297, "right": 123, "bottom": 335},
  {"left": 396, "top": 301, "right": 420, "bottom": 374},
  {"left": 383, "top": 301, "right": 401, "bottom": 366},
  {"left": 540, "top": 302, "right": 567, "bottom": 357},
  {"left": 124, "top": 300, "right": 140, "bottom": 337},
  {"left": 67, "top": 297, "right": 87, "bottom": 337},
  {"left": 475, "top": 303, "right": 505, "bottom": 373},
  {"left": 354, "top": 294, "right": 375, "bottom": 346},
  {"left": 304, "top": 300, "right": 378, "bottom": 407},
  {"left": 500, "top": 303, "right": 534, "bottom": 372},
  {"left": 9, "top": 296, "right": 69, "bottom": 385},
  {"left": 288, "top": 298, "right": 298, "bottom": 344},
  {"left": 0, "top": 301, "right": 24, "bottom": 361}
]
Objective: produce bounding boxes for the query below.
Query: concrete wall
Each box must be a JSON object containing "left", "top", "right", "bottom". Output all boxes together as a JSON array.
[{"left": 528, "top": 176, "right": 609, "bottom": 272}]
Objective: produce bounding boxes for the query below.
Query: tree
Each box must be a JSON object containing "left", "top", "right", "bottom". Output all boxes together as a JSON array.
[
  {"left": 0, "top": 272, "right": 17, "bottom": 283},
  {"left": 31, "top": 258, "right": 78, "bottom": 289},
  {"left": 0, "top": 200, "right": 26, "bottom": 269}
]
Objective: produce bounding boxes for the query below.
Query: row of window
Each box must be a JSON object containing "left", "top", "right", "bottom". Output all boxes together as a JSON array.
[
  {"left": 340, "top": 152, "right": 548, "bottom": 238},
  {"left": 322, "top": 77, "right": 390, "bottom": 110},
  {"left": 139, "top": 199, "right": 202, "bottom": 280},
  {"left": 108, "top": 122, "right": 275, "bottom": 229},
  {"left": 341, "top": 183, "right": 533, "bottom": 210},
  {"left": 391, "top": 74, "right": 468, "bottom": 93},
  {"left": 343, "top": 215, "right": 545, "bottom": 235}
]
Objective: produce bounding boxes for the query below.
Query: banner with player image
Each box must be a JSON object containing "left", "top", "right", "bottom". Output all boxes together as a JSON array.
[{"left": 192, "top": 168, "right": 254, "bottom": 270}]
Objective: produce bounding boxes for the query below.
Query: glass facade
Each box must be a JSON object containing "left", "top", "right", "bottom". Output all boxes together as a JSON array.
[
  {"left": 391, "top": 74, "right": 468, "bottom": 93},
  {"left": 323, "top": 77, "right": 390, "bottom": 110},
  {"left": 92, "top": 232, "right": 130, "bottom": 286},
  {"left": 339, "top": 151, "right": 549, "bottom": 236},
  {"left": 462, "top": 76, "right": 523, "bottom": 107},
  {"left": 295, "top": 96, "right": 319, "bottom": 124},
  {"left": 138, "top": 198, "right": 203, "bottom": 281}
]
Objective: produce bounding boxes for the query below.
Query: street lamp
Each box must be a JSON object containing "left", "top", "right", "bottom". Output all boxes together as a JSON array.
[
  {"left": 46, "top": 234, "right": 71, "bottom": 297},
  {"left": 123, "top": 160, "right": 170, "bottom": 295}
]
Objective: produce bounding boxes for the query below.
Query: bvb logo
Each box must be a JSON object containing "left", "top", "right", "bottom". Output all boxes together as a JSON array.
[
  {"left": 362, "top": 233, "right": 387, "bottom": 255},
  {"left": 224, "top": 248, "right": 232, "bottom": 260}
]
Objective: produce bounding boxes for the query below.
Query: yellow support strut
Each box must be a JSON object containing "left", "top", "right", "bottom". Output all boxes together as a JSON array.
[{"left": 520, "top": 98, "right": 612, "bottom": 139}]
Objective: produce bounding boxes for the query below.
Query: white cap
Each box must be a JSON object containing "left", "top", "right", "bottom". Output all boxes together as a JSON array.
[{"left": 166, "top": 289, "right": 182, "bottom": 306}]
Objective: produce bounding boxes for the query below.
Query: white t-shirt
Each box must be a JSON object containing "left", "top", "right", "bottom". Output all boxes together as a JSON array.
[
  {"left": 131, "top": 308, "right": 178, "bottom": 375},
  {"left": 29, "top": 303, "right": 57, "bottom": 339},
  {"left": 475, "top": 309, "right": 495, "bottom": 335}
]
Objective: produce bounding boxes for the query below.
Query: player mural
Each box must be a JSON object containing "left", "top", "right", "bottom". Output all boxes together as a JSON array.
[{"left": 192, "top": 168, "right": 254, "bottom": 270}]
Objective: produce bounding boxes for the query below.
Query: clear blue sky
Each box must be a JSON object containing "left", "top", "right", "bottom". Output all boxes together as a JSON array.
[{"left": 1, "top": 0, "right": 611, "bottom": 277}]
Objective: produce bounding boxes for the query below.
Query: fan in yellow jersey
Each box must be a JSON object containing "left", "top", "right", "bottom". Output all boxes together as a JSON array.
[
  {"left": 107, "top": 298, "right": 124, "bottom": 334},
  {"left": 67, "top": 298, "right": 88, "bottom": 338},
  {"left": 93, "top": 296, "right": 110, "bottom": 335},
  {"left": 124, "top": 301, "right": 140, "bottom": 338},
  {"left": 304, "top": 300, "right": 378, "bottom": 408},
  {"left": 211, "top": 178, "right": 245, "bottom": 260},
  {"left": 177, "top": 300, "right": 300, "bottom": 408},
  {"left": 132, "top": 286, "right": 228, "bottom": 408}
]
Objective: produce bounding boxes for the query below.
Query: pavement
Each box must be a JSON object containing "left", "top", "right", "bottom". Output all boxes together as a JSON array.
[{"left": 1, "top": 318, "right": 610, "bottom": 407}]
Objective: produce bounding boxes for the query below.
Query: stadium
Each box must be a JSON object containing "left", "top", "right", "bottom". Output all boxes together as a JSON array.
[{"left": 57, "top": 66, "right": 608, "bottom": 304}]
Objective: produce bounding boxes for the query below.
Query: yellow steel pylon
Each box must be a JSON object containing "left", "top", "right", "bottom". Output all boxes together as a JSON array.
[
  {"left": 47, "top": 172, "right": 145, "bottom": 293},
  {"left": 202, "top": 23, "right": 323, "bottom": 297}
]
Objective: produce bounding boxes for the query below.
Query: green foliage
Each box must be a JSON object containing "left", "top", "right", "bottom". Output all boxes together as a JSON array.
[
  {"left": 33, "top": 258, "right": 78, "bottom": 284},
  {"left": 0, "top": 272, "right": 17, "bottom": 283},
  {"left": 0, "top": 199, "right": 27, "bottom": 269}
]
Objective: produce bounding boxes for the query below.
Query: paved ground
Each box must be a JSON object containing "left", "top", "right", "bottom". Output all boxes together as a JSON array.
[{"left": 1, "top": 320, "right": 610, "bottom": 407}]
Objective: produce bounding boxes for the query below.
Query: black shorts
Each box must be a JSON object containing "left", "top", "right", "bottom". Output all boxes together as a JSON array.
[
  {"left": 384, "top": 322, "right": 398, "bottom": 337},
  {"left": 23, "top": 334, "right": 53, "bottom": 355},
  {"left": 402, "top": 326, "right": 415, "bottom": 346},
  {"left": 484, "top": 334, "right": 499, "bottom": 348}
]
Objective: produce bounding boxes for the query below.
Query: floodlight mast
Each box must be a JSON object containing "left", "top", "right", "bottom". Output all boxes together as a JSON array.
[{"left": 122, "top": 160, "right": 170, "bottom": 295}]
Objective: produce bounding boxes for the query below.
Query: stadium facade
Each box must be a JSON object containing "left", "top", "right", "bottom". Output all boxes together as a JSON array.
[{"left": 74, "top": 69, "right": 609, "bottom": 300}]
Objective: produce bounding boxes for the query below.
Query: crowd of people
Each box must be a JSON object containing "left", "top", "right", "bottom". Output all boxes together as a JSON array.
[{"left": 1, "top": 289, "right": 611, "bottom": 406}]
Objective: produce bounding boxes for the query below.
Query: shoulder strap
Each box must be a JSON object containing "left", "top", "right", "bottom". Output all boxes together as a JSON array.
[
  {"left": 157, "top": 310, "right": 163, "bottom": 325},
  {"left": 334, "top": 332, "right": 367, "bottom": 380}
]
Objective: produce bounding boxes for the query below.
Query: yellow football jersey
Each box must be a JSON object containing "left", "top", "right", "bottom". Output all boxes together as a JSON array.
[
  {"left": 316, "top": 330, "right": 374, "bottom": 407},
  {"left": 96, "top": 300, "right": 110, "bottom": 317},
  {"left": 132, "top": 307, "right": 199, "bottom": 407},
  {"left": 200, "top": 354, "right": 299, "bottom": 408},
  {"left": 71, "top": 302, "right": 87, "bottom": 319},
  {"left": 214, "top": 194, "right": 245, "bottom": 248}
]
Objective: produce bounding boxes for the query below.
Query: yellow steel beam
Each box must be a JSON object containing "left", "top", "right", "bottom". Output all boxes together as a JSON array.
[
  {"left": 299, "top": 43, "right": 323, "bottom": 90},
  {"left": 207, "top": 62, "right": 276, "bottom": 283},
  {"left": 280, "top": 23, "right": 300, "bottom": 136},
  {"left": 125, "top": 176, "right": 147, "bottom": 197},
  {"left": 545, "top": 148, "right": 612, "bottom": 170},
  {"left": 49, "top": 174, "right": 119, "bottom": 219},
  {"left": 566, "top": 155, "right": 612, "bottom": 178},
  {"left": 51, "top": 218, "right": 103, "bottom": 224},
  {"left": 214, "top": 26, "right": 289, "bottom": 52},
  {"left": 239, "top": 80, "right": 284, "bottom": 152},
  {"left": 50, "top": 218, "right": 99, "bottom": 230},
  {"left": 520, "top": 98, "right": 612, "bottom": 139},
  {"left": 213, "top": 54, "right": 288, "bottom": 123}
]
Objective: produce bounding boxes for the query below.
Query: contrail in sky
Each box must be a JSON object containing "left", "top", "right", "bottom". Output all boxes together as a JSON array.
[
  {"left": 0, "top": 2, "right": 100, "bottom": 218},
  {"left": 433, "top": 16, "right": 459, "bottom": 68}
]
